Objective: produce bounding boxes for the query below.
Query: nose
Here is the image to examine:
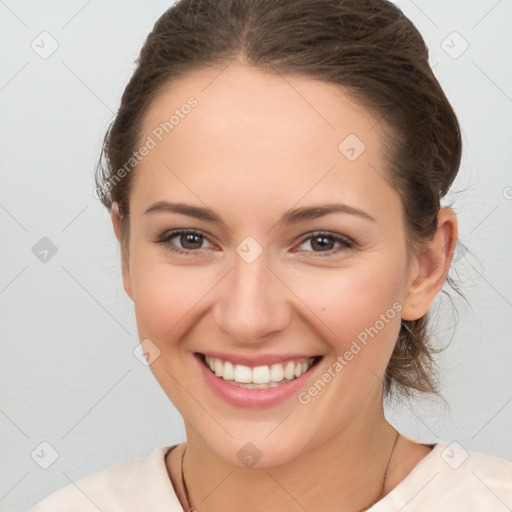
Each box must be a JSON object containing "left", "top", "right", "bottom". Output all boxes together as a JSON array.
[{"left": 212, "top": 249, "right": 291, "bottom": 344}]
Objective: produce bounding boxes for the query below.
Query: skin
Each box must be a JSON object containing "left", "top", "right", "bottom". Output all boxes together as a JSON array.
[{"left": 111, "top": 60, "right": 457, "bottom": 511}]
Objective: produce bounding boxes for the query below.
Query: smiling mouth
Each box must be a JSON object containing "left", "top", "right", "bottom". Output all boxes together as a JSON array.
[{"left": 197, "top": 353, "right": 323, "bottom": 389}]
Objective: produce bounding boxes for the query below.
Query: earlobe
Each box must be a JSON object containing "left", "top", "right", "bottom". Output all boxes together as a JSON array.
[
  {"left": 111, "top": 202, "right": 133, "bottom": 300},
  {"left": 401, "top": 207, "right": 458, "bottom": 321}
]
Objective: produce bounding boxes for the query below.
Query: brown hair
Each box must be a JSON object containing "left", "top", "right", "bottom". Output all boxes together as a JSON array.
[{"left": 95, "top": 0, "right": 462, "bottom": 399}]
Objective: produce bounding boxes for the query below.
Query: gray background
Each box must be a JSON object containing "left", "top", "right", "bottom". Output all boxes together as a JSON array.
[{"left": 1, "top": 0, "right": 511, "bottom": 510}]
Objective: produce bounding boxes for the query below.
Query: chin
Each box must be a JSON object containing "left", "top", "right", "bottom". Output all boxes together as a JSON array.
[{"left": 196, "top": 422, "right": 322, "bottom": 469}]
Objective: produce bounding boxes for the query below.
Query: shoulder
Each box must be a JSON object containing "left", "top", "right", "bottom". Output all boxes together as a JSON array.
[
  {"left": 375, "top": 441, "right": 512, "bottom": 511},
  {"left": 433, "top": 441, "right": 512, "bottom": 490},
  {"left": 28, "top": 446, "right": 183, "bottom": 512}
]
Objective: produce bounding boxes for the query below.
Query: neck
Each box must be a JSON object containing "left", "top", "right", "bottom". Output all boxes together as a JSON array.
[{"left": 175, "top": 391, "right": 399, "bottom": 512}]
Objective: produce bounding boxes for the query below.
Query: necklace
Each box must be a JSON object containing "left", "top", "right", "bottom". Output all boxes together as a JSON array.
[{"left": 180, "top": 429, "right": 400, "bottom": 512}]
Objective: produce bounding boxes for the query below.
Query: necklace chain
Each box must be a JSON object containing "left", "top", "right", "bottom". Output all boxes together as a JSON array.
[{"left": 180, "top": 429, "right": 400, "bottom": 512}]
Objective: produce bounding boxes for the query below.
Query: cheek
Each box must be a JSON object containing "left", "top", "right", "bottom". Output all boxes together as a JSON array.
[
  {"left": 130, "top": 256, "right": 214, "bottom": 341},
  {"left": 290, "top": 262, "right": 405, "bottom": 353}
]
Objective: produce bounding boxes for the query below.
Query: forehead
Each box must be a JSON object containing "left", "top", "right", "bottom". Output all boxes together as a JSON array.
[
  {"left": 132, "top": 61, "right": 398, "bottom": 221},
  {"left": 141, "top": 61, "right": 379, "bottom": 150}
]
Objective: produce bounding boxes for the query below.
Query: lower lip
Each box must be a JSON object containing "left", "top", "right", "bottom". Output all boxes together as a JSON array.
[{"left": 195, "top": 353, "right": 322, "bottom": 409}]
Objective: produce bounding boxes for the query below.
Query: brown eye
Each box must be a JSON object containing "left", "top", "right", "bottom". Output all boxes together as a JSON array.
[
  {"left": 177, "top": 232, "right": 204, "bottom": 250},
  {"left": 296, "top": 232, "right": 354, "bottom": 256},
  {"left": 310, "top": 234, "right": 336, "bottom": 252},
  {"left": 158, "top": 229, "right": 213, "bottom": 254}
]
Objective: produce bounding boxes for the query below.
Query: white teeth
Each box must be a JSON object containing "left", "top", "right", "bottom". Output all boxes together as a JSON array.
[
  {"left": 203, "top": 355, "right": 316, "bottom": 387},
  {"left": 284, "top": 361, "right": 296, "bottom": 380},
  {"left": 214, "top": 358, "right": 223, "bottom": 377},
  {"left": 234, "top": 364, "right": 252, "bottom": 383},
  {"left": 270, "top": 363, "right": 284, "bottom": 382},
  {"left": 252, "top": 365, "right": 270, "bottom": 384},
  {"left": 232, "top": 380, "right": 291, "bottom": 389},
  {"left": 223, "top": 360, "right": 234, "bottom": 380}
]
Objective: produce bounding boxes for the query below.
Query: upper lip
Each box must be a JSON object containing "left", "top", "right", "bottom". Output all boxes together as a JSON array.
[{"left": 196, "top": 351, "right": 322, "bottom": 367}]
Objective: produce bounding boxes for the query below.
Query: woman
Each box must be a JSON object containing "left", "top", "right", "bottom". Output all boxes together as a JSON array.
[{"left": 29, "top": 0, "right": 512, "bottom": 510}]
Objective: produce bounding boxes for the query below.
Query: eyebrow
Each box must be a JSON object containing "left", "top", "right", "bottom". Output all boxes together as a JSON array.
[{"left": 143, "top": 201, "right": 376, "bottom": 224}]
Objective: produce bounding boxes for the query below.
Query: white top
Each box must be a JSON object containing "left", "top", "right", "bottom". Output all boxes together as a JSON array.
[{"left": 29, "top": 441, "right": 512, "bottom": 511}]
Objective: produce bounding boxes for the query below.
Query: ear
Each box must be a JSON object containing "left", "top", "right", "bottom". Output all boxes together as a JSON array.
[
  {"left": 111, "top": 202, "right": 133, "bottom": 300},
  {"left": 401, "top": 207, "right": 458, "bottom": 321}
]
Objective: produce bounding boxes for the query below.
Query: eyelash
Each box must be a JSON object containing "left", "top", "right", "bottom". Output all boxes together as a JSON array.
[
  {"left": 157, "top": 229, "right": 215, "bottom": 256},
  {"left": 157, "top": 229, "right": 355, "bottom": 257}
]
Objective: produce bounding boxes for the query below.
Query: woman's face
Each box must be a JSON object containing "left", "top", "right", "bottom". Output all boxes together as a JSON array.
[{"left": 115, "top": 62, "right": 427, "bottom": 466}]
